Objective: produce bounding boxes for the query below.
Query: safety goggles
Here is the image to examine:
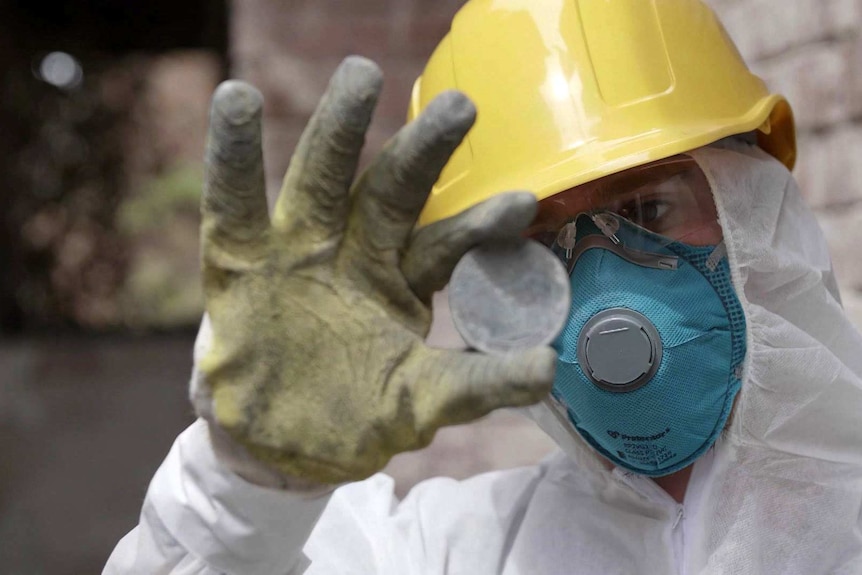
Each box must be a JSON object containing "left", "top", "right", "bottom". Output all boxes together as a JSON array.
[{"left": 526, "top": 155, "right": 722, "bottom": 258}]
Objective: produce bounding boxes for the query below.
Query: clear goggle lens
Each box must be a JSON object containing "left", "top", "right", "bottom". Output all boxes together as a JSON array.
[{"left": 527, "top": 155, "right": 722, "bottom": 254}]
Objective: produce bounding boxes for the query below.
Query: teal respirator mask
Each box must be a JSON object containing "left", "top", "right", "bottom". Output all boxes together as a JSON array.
[{"left": 530, "top": 155, "right": 746, "bottom": 477}]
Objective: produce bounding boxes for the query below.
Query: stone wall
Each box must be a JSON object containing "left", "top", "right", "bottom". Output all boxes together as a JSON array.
[
  {"left": 230, "top": 0, "right": 467, "bottom": 200},
  {"left": 709, "top": 0, "right": 862, "bottom": 324}
]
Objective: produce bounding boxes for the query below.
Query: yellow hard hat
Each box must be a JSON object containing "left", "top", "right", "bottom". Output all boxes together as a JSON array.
[{"left": 410, "top": 0, "right": 796, "bottom": 226}]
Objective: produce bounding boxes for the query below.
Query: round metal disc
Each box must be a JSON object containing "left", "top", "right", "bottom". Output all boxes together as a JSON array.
[{"left": 448, "top": 238, "right": 571, "bottom": 354}]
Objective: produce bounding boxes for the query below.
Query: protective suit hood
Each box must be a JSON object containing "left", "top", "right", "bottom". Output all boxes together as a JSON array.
[{"left": 525, "top": 142, "right": 862, "bottom": 572}]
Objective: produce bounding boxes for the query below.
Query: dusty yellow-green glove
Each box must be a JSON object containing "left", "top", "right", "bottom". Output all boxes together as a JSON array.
[{"left": 193, "top": 56, "right": 556, "bottom": 486}]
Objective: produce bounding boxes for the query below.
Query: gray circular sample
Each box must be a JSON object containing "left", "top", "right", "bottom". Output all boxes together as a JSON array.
[
  {"left": 448, "top": 239, "right": 571, "bottom": 354},
  {"left": 576, "top": 308, "right": 662, "bottom": 393}
]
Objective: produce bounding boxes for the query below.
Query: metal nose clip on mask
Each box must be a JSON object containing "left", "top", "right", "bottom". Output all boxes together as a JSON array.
[{"left": 551, "top": 213, "right": 747, "bottom": 477}]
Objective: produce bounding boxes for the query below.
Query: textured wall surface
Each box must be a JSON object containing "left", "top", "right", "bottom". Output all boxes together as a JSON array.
[
  {"left": 230, "top": 0, "right": 467, "bottom": 199},
  {"left": 709, "top": 0, "right": 862, "bottom": 326}
]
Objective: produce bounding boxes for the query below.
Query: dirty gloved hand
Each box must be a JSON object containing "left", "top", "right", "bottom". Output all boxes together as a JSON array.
[{"left": 191, "top": 56, "right": 556, "bottom": 487}]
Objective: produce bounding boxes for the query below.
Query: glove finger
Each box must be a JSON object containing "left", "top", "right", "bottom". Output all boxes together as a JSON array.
[
  {"left": 348, "top": 90, "right": 475, "bottom": 254},
  {"left": 273, "top": 56, "right": 383, "bottom": 245},
  {"left": 412, "top": 346, "right": 557, "bottom": 435},
  {"left": 202, "top": 81, "right": 270, "bottom": 264},
  {"left": 402, "top": 191, "right": 538, "bottom": 303}
]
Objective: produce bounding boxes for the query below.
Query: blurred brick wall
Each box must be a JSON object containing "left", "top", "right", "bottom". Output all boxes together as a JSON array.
[
  {"left": 709, "top": 0, "right": 862, "bottom": 326},
  {"left": 124, "top": 51, "right": 222, "bottom": 179},
  {"left": 230, "top": 0, "right": 467, "bottom": 199}
]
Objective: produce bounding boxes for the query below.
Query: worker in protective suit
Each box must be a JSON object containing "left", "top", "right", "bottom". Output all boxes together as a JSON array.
[{"left": 105, "top": 1, "right": 862, "bottom": 573}]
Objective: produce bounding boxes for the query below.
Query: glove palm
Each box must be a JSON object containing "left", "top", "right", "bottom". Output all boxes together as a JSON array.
[{"left": 195, "top": 57, "right": 556, "bottom": 485}]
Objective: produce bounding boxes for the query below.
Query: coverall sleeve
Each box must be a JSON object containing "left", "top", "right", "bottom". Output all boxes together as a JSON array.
[{"left": 102, "top": 419, "right": 334, "bottom": 575}]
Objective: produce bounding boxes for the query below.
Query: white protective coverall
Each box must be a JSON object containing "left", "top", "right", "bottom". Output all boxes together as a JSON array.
[{"left": 104, "top": 143, "right": 862, "bottom": 575}]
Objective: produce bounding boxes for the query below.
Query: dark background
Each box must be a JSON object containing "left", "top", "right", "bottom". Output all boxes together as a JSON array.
[{"left": 1, "top": 2, "right": 225, "bottom": 571}]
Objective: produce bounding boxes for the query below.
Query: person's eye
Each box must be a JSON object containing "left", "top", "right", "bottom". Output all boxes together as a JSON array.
[{"left": 617, "top": 198, "right": 671, "bottom": 228}]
